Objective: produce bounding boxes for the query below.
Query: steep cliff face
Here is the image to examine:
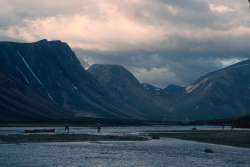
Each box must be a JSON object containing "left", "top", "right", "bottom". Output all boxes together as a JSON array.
[{"left": 0, "top": 40, "right": 130, "bottom": 121}]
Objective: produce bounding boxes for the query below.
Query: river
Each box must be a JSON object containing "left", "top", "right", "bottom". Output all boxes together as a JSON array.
[
  {"left": 0, "top": 138, "right": 250, "bottom": 167},
  {"left": 0, "top": 126, "right": 250, "bottom": 167}
]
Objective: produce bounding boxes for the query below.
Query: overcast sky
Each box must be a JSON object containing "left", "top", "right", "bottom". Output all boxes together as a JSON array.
[{"left": 1, "top": 0, "right": 250, "bottom": 87}]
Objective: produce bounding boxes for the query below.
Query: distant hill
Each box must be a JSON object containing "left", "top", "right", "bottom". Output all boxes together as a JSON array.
[
  {"left": 164, "top": 85, "right": 185, "bottom": 96},
  {"left": 141, "top": 83, "right": 167, "bottom": 96}
]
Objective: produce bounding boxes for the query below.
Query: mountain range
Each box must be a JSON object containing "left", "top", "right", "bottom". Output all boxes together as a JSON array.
[
  {"left": 0, "top": 40, "right": 131, "bottom": 122},
  {"left": 0, "top": 39, "right": 250, "bottom": 123}
]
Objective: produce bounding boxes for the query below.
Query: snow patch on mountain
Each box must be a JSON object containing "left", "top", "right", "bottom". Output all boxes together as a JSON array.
[
  {"left": 186, "top": 78, "right": 209, "bottom": 93},
  {"left": 17, "top": 51, "right": 44, "bottom": 87}
]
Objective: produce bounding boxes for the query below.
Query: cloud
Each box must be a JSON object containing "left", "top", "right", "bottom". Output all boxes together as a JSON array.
[
  {"left": 75, "top": 48, "right": 250, "bottom": 87},
  {"left": 209, "top": 4, "right": 235, "bottom": 13},
  {"left": 7, "top": 14, "right": 164, "bottom": 51},
  {"left": 1, "top": 0, "right": 250, "bottom": 86},
  {"left": 3, "top": 0, "right": 250, "bottom": 51},
  {"left": 132, "top": 67, "right": 178, "bottom": 87},
  {"left": 5, "top": 0, "right": 166, "bottom": 51},
  {"left": 216, "top": 58, "right": 247, "bottom": 67}
]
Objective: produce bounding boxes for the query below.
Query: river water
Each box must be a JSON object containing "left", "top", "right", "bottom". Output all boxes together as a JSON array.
[
  {"left": 0, "top": 126, "right": 249, "bottom": 167},
  {"left": 0, "top": 139, "right": 250, "bottom": 167}
]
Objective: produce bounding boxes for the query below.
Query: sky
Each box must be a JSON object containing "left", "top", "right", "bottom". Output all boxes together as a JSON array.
[{"left": 0, "top": 0, "right": 250, "bottom": 87}]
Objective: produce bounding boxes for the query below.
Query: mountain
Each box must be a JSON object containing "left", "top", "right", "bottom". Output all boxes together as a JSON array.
[
  {"left": 141, "top": 83, "right": 167, "bottom": 96},
  {"left": 172, "top": 59, "right": 250, "bottom": 121},
  {"left": 1, "top": 39, "right": 250, "bottom": 123},
  {"left": 88, "top": 64, "right": 168, "bottom": 120},
  {"left": 164, "top": 85, "right": 185, "bottom": 96},
  {"left": 87, "top": 60, "right": 250, "bottom": 121},
  {"left": 0, "top": 70, "right": 72, "bottom": 123},
  {"left": 0, "top": 39, "right": 130, "bottom": 122}
]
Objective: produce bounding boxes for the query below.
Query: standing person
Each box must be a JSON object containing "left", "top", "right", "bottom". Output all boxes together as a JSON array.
[
  {"left": 231, "top": 121, "right": 234, "bottom": 131},
  {"left": 65, "top": 124, "right": 70, "bottom": 133},
  {"left": 97, "top": 123, "right": 101, "bottom": 133}
]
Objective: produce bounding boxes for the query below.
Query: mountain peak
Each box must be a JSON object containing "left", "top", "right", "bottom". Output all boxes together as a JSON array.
[
  {"left": 37, "top": 39, "right": 49, "bottom": 43},
  {"left": 88, "top": 64, "right": 140, "bottom": 86}
]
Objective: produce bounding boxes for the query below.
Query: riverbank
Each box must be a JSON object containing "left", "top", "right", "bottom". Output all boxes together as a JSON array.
[
  {"left": 0, "top": 133, "right": 148, "bottom": 144},
  {"left": 1, "top": 128, "right": 250, "bottom": 148},
  {"left": 150, "top": 130, "right": 250, "bottom": 148}
]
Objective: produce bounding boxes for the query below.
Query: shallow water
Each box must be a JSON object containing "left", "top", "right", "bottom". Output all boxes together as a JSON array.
[{"left": 0, "top": 138, "right": 250, "bottom": 167}]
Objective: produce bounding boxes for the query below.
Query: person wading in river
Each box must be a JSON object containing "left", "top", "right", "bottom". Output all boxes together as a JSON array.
[{"left": 64, "top": 124, "right": 70, "bottom": 133}]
